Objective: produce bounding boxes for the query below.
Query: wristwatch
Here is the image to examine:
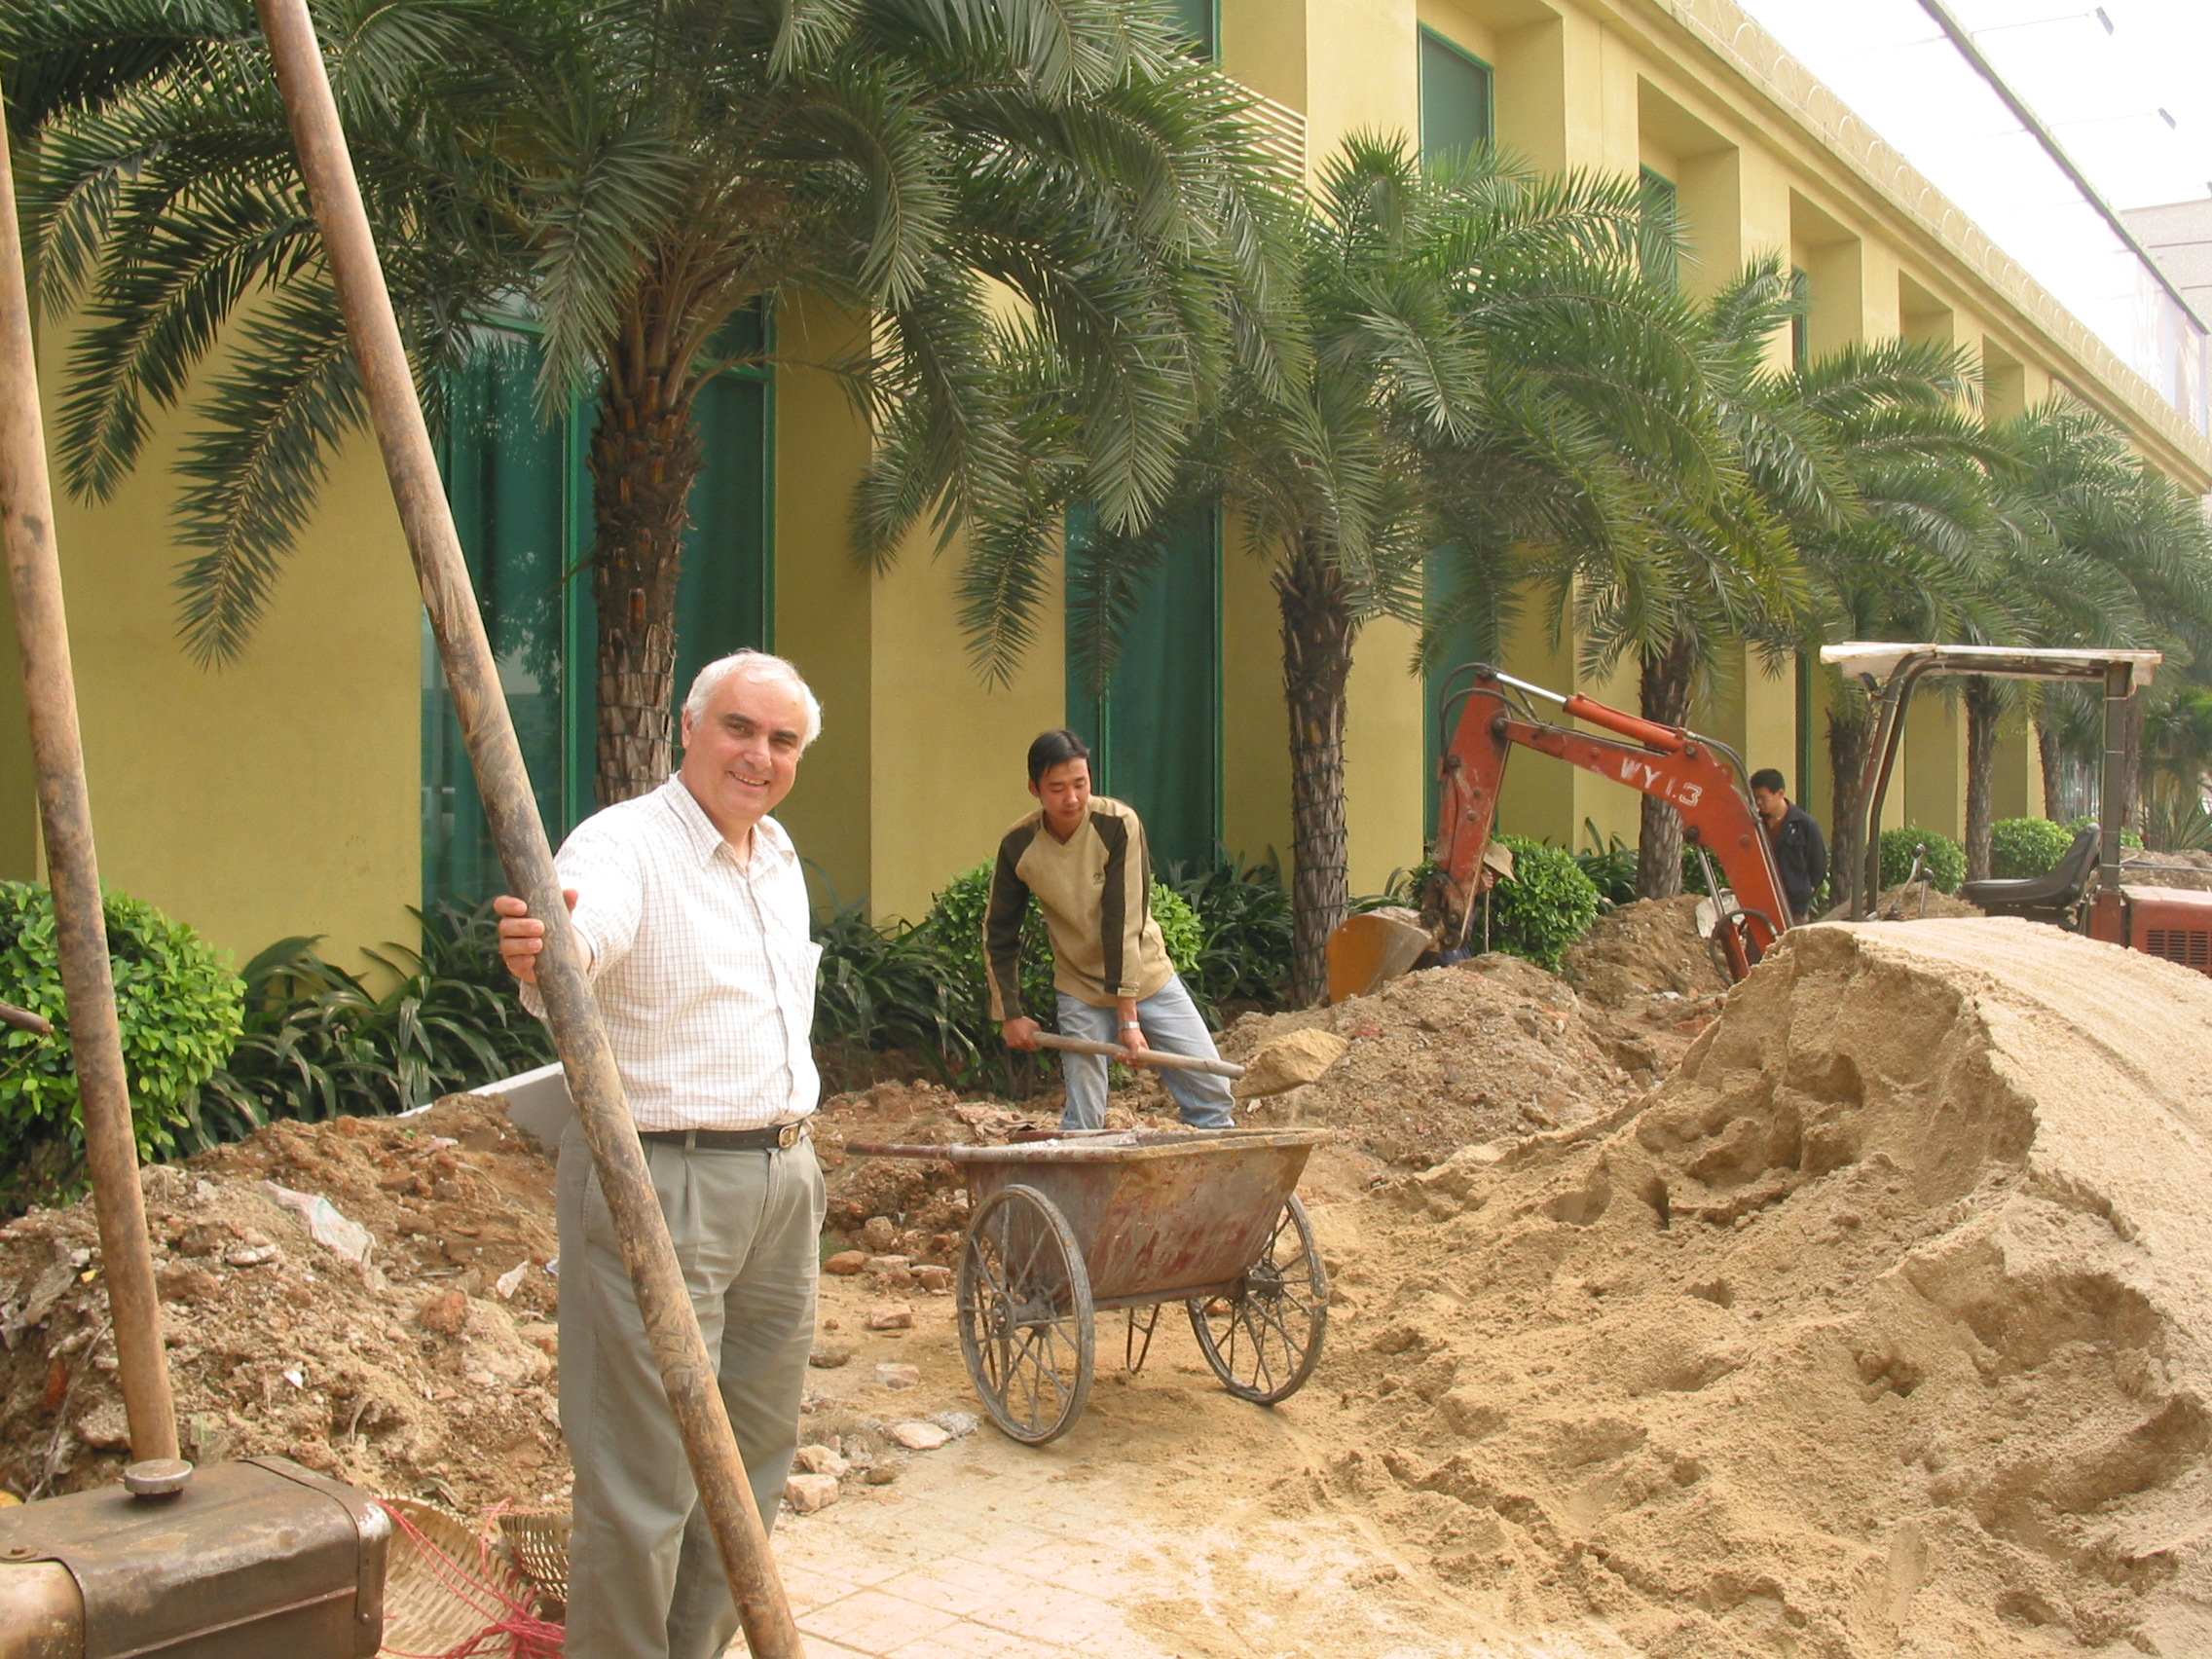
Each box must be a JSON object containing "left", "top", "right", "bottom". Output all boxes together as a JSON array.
[{"left": 1120, "top": 1021, "right": 1142, "bottom": 1033}]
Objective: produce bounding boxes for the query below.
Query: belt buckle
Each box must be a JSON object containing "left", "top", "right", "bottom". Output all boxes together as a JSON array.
[{"left": 776, "top": 1121, "right": 800, "bottom": 1150}]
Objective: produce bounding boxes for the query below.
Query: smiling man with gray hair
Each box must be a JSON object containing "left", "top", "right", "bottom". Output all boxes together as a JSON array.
[{"left": 494, "top": 647, "right": 824, "bottom": 1659}]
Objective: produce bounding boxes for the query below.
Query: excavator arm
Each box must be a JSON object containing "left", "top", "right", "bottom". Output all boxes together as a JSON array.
[
  {"left": 1435, "top": 669, "right": 1790, "bottom": 977},
  {"left": 1325, "top": 666, "right": 1791, "bottom": 1001}
]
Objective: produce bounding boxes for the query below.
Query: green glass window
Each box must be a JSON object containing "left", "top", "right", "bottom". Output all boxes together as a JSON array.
[
  {"left": 1167, "top": 0, "right": 1216, "bottom": 60},
  {"left": 1419, "top": 28, "right": 1493, "bottom": 167},
  {"left": 1066, "top": 504, "right": 1223, "bottom": 873},
  {"left": 424, "top": 321, "right": 770, "bottom": 909}
]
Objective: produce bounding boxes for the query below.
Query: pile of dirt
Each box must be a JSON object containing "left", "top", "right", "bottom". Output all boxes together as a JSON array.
[
  {"left": 2121, "top": 850, "right": 2212, "bottom": 892},
  {"left": 1310, "top": 918, "right": 2212, "bottom": 1656},
  {"left": 1217, "top": 953, "right": 1650, "bottom": 1167},
  {"left": 0, "top": 1081, "right": 1029, "bottom": 1512},
  {"left": 1870, "top": 881, "right": 1985, "bottom": 919},
  {"left": 0, "top": 1098, "right": 562, "bottom": 1511},
  {"left": 1563, "top": 896, "right": 1731, "bottom": 1006}
]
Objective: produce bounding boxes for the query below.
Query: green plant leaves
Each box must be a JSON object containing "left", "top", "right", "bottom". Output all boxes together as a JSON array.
[{"left": 0, "top": 882, "right": 242, "bottom": 1209}]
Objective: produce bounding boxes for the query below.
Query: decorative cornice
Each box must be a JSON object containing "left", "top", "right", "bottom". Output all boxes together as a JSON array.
[{"left": 1631, "top": 0, "right": 2212, "bottom": 489}]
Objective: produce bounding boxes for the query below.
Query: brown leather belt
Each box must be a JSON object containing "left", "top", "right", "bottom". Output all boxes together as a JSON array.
[{"left": 638, "top": 1122, "right": 810, "bottom": 1152}]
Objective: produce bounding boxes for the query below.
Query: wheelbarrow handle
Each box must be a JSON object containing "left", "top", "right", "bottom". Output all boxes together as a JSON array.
[{"left": 1029, "top": 1031, "right": 1244, "bottom": 1080}]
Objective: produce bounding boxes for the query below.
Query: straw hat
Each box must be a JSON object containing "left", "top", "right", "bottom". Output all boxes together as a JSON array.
[{"left": 1480, "top": 841, "right": 1516, "bottom": 882}]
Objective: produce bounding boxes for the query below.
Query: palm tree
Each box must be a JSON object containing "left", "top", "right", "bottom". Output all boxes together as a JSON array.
[
  {"left": 10, "top": 0, "right": 1286, "bottom": 802},
  {"left": 1974, "top": 401, "right": 2212, "bottom": 866},
  {"left": 1776, "top": 340, "right": 2002, "bottom": 913},
  {"left": 1545, "top": 257, "right": 1814, "bottom": 900},
  {"left": 943, "top": 137, "right": 1737, "bottom": 1002}
]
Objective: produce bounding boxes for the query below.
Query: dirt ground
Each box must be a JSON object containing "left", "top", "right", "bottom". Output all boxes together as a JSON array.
[{"left": 5, "top": 898, "right": 2210, "bottom": 1657}]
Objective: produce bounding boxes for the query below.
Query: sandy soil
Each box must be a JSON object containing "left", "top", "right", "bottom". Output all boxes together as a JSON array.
[{"left": 6, "top": 904, "right": 2210, "bottom": 1658}]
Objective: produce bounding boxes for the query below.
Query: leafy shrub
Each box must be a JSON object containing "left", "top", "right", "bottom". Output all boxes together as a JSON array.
[
  {"left": 1679, "top": 844, "right": 1719, "bottom": 897},
  {"left": 1575, "top": 822, "right": 1638, "bottom": 906},
  {"left": 1485, "top": 834, "right": 1601, "bottom": 971},
  {"left": 2141, "top": 796, "right": 2212, "bottom": 854},
  {"left": 1163, "top": 857, "right": 1292, "bottom": 1012},
  {"left": 925, "top": 863, "right": 1200, "bottom": 1017},
  {"left": 925, "top": 864, "right": 1056, "bottom": 1033},
  {"left": 811, "top": 901, "right": 980, "bottom": 1080},
  {"left": 193, "top": 901, "right": 554, "bottom": 1141},
  {"left": 814, "top": 864, "right": 1208, "bottom": 1091},
  {"left": 1989, "top": 817, "right": 2075, "bottom": 880},
  {"left": 0, "top": 883, "right": 242, "bottom": 1204},
  {"left": 2064, "top": 815, "right": 2143, "bottom": 850},
  {"left": 1878, "top": 827, "right": 1966, "bottom": 894}
]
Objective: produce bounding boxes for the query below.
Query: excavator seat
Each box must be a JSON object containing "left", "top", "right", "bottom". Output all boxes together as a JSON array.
[{"left": 1959, "top": 827, "right": 2098, "bottom": 920}]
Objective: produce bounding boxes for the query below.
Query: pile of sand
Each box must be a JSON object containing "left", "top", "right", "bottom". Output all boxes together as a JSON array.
[
  {"left": 1218, "top": 953, "right": 1646, "bottom": 1167},
  {"left": 1312, "top": 918, "right": 2212, "bottom": 1656}
]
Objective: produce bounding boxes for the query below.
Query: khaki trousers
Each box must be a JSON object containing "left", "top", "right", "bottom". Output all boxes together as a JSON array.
[{"left": 557, "top": 1127, "right": 824, "bottom": 1659}]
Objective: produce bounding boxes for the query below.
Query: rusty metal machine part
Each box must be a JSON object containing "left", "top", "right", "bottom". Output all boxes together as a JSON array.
[
  {"left": 0, "top": 1564, "right": 79, "bottom": 1659},
  {"left": 0, "top": 1457, "right": 388, "bottom": 1659},
  {"left": 1818, "top": 644, "right": 2169, "bottom": 942}
]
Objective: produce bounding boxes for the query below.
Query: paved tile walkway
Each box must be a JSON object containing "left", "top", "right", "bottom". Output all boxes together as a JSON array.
[{"left": 759, "top": 1408, "right": 1626, "bottom": 1659}]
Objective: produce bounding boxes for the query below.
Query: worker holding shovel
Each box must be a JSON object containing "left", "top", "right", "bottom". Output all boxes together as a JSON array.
[{"left": 991, "top": 729, "right": 1235, "bottom": 1132}]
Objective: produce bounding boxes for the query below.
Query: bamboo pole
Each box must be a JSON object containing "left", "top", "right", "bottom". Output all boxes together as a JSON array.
[
  {"left": 0, "top": 93, "right": 178, "bottom": 1462},
  {"left": 249, "top": 4, "right": 799, "bottom": 1650}
]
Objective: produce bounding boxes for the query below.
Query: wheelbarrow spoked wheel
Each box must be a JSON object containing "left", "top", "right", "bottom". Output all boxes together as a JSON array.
[
  {"left": 957, "top": 1183, "right": 1095, "bottom": 1445},
  {"left": 1187, "top": 1193, "right": 1328, "bottom": 1405}
]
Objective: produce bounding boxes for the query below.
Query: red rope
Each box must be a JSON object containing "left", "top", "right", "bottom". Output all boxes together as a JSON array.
[{"left": 379, "top": 1500, "right": 566, "bottom": 1659}]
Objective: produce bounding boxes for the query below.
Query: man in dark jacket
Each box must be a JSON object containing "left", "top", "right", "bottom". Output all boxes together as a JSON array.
[{"left": 1751, "top": 768, "right": 1826, "bottom": 924}]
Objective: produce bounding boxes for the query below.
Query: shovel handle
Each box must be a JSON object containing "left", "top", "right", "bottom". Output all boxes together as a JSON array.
[{"left": 1030, "top": 1030, "right": 1244, "bottom": 1080}]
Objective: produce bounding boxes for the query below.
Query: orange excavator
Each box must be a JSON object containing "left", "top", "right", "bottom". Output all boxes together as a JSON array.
[{"left": 1326, "top": 664, "right": 1793, "bottom": 1001}]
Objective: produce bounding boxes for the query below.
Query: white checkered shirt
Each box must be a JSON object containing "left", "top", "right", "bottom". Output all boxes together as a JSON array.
[{"left": 524, "top": 775, "right": 821, "bottom": 1132}]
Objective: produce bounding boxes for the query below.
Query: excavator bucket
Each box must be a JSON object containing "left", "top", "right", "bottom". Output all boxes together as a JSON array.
[{"left": 1325, "top": 910, "right": 1432, "bottom": 1004}]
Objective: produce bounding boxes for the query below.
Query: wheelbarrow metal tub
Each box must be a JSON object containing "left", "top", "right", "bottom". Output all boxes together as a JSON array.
[{"left": 845, "top": 1128, "right": 1332, "bottom": 1443}]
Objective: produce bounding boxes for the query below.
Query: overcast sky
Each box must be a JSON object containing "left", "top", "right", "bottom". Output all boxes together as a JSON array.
[{"left": 1734, "top": 0, "right": 2212, "bottom": 387}]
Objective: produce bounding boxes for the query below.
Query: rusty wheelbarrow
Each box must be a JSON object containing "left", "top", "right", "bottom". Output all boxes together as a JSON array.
[{"left": 844, "top": 1129, "right": 1331, "bottom": 1445}]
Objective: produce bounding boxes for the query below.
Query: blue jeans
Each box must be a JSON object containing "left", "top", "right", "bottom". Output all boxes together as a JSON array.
[{"left": 1056, "top": 975, "right": 1235, "bottom": 1131}]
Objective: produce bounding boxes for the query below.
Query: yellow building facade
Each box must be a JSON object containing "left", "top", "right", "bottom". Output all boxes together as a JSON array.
[{"left": 12, "top": 0, "right": 2212, "bottom": 969}]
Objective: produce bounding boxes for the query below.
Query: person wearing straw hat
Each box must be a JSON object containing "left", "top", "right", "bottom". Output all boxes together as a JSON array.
[
  {"left": 494, "top": 649, "right": 825, "bottom": 1659},
  {"left": 990, "top": 729, "right": 1235, "bottom": 1133}
]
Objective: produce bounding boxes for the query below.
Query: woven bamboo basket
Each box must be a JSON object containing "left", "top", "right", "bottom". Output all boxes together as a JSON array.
[
  {"left": 494, "top": 1509, "right": 571, "bottom": 1617},
  {"left": 376, "top": 1497, "right": 537, "bottom": 1658}
]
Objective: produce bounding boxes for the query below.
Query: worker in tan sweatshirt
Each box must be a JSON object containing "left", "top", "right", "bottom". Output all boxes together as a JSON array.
[{"left": 987, "top": 729, "right": 1235, "bottom": 1132}]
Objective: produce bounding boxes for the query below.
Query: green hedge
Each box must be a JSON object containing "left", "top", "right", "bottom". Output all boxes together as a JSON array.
[
  {"left": 1989, "top": 817, "right": 2074, "bottom": 880},
  {"left": 1878, "top": 826, "right": 1965, "bottom": 894},
  {"left": 814, "top": 863, "right": 1212, "bottom": 1090},
  {"left": 1485, "top": 834, "right": 1601, "bottom": 971},
  {"left": 0, "top": 883, "right": 242, "bottom": 1202}
]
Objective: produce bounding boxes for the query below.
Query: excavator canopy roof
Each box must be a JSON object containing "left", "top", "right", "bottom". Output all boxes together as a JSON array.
[{"left": 1818, "top": 643, "right": 2161, "bottom": 693}]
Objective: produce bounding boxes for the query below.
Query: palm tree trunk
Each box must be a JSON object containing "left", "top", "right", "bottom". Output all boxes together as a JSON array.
[
  {"left": 1964, "top": 676, "right": 2001, "bottom": 882},
  {"left": 2036, "top": 717, "right": 2068, "bottom": 821},
  {"left": 1277, "top": 536, "right": 1355, "bottom": 1007},
  {"left": 589, "top": 351, "right": 704, "bottom": 805},
  {"left": 1634, "top": 634, "right": 1696, "bottom": 900},
  {"left": 1826, "top": 680, "right": 1876, "bottom": 915}
]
